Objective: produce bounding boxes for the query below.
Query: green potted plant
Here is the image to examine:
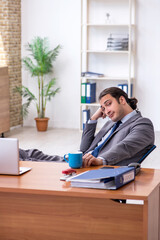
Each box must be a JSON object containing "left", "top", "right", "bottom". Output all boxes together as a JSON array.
[{"left": 16, "top": 36, "right": 61, "bottom": 131}]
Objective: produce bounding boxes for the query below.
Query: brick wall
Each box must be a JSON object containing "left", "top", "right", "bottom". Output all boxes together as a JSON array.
[{"left": 0, "top": 0, "right": 22, "bottom": 127}]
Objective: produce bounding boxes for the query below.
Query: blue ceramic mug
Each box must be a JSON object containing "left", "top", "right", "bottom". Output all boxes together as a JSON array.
[{"left": 64, "top": 152, "right": 83, "bottom": 169}]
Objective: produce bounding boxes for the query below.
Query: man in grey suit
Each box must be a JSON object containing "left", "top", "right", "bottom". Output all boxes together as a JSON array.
[
  {"left": 80, "top": 87, "right": 155, "bottom": 167},
  {"left": 20, "top": 87, "right": 154, "bottom": 166}
]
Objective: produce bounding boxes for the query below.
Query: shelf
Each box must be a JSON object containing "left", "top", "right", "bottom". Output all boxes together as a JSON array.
[
  {"left": 82, "top": 23, "right": 135, "bottom": 27},
  {"left": 81, "top": 76, "right": 131, "bottom": 81},
  {"left": 80, "top": 0, "right": 135, "bottom": 130},
  {"left": 81, "top": 103, "right": 100, "bottom": 107},
  {"left": 82, "top": 50, "right": 129, "bottom": 54}
]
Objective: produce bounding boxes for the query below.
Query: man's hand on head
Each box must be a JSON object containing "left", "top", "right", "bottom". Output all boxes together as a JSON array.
[
  {"left": 91, "top": 107, "right": 106, "bottom": 121},
  {"left": 82, "top": 153, "right": 103, "bottom": 168}
]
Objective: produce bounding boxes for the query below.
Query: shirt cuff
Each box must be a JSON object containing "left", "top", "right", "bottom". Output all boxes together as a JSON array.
[
  {"left": 97, "top": 157, "right": 107, "bottom": 165},
  {"left": 88, "top": 119, "right": 97, "bottom": 124}
]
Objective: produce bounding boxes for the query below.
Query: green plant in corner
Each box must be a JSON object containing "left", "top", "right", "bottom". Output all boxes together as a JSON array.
[{"left": 16, "top": 36, "right": 61, "bottom": 121}]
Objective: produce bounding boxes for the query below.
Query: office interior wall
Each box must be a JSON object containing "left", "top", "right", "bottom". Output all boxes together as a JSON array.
[
  {"left": 21, "top": 0, "right": 81, "bottom": 129},
  {"left": 21, "top": 0, "right": 160, "bottom": 131},
  {"left": 135, "top": 0, "right": 160, "bottom": 131}
]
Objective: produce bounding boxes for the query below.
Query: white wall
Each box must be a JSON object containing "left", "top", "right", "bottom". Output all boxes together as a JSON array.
[
  {"left": 135, "top": 0, "right": 160, "bottom": 131},
  {"left": 21, "top": 0, "right": 81, "bottom": 129},
  {"left": 22, "top": 0, "right": 160, "bottom": 131}
]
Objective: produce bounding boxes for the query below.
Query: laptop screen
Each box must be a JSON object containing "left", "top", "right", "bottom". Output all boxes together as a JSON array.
[{"left": 0, "top": 138, "right": 19, "bottom": 175}]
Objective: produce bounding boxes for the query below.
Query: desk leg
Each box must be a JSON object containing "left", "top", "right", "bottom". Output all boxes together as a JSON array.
[{"left": 143, "top": 185, "right": 159, "bottom": 240}]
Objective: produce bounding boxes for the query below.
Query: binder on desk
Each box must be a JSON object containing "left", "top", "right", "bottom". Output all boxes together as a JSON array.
[
  {"left": 86, "top": 82, "right": 96, "bottom": 103},
  {"left": 81, "top": 83, "right": 86, "bottom": 103},
  {"left": 82, "top": 109, "right": 90, "bottom": 130},
  {"left": 69, "top": 167, "right": 135, "bottom": 190}
]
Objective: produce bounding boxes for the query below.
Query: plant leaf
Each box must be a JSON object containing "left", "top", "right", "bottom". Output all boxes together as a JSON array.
[
  {"left": 15, "top": 86, "right": 37, "bottom": 118},
  {"left": 23, "top": 37, "right": 62, "bottom": 76},
  {"left": 43, "top": 78, "right": 60, "bottom": 101}
]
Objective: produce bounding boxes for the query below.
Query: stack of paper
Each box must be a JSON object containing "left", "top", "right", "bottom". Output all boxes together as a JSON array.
[
  {"left": 81, "top": 72, "right": 104, "bottom": 78},
  {"left": 106, "top": 33, "right": 129, "bottom": 51}
]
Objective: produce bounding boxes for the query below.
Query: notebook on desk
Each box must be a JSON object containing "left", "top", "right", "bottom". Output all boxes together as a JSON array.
[{"left": 0, "top": 138, "right": 31, "bottom": 175}]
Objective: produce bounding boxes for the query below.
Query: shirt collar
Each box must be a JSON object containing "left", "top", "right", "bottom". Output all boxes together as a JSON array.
[{"left": 121, "top": 110, "right": 137, "bottom": 124}]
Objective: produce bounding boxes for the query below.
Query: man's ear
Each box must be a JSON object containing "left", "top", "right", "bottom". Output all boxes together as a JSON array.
[{"left": 119, "top": 96, "right": 126, "bottom": 104}]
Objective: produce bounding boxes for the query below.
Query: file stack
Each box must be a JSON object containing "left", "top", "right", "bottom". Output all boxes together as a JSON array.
[
  {"left": 118, "top": 83, "right": 133, "bottom": 97},
  {"left": 106, "top": 33, "right": 129, "bottom": 51},
  {"left": 81, "top": 71, "right": 104, "bottom": 78},
  {"left": 81, "top": 82, "right": 96, "bottom": 103},
  {"left": 82, "top": 109, "right": 90, "bottom": 130}
]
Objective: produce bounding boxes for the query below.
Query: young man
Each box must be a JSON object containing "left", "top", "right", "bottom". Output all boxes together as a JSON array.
[
  {"left": 80, "top": 87, "right": 155, "bottom": 167},
  {"left": 20, "top": 87, "right": 154, "bottom": 166}
]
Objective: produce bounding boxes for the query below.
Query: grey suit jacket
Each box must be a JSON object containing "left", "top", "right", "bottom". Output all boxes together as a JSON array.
[{"left": 80, "top": 111, "right": 155, "bottom": 166}]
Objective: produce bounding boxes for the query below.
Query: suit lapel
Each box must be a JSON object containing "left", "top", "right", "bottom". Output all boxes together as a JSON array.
[
  {"left": 87, "top": 111, "right": 141, "bottom": 153},
  {"left": 96, "top": 121, "right": 114, "bottom": 140},
  {"left": 88, "top": 121, "right": 114, "bottom": 150},
  {"left": 115, "top": 111, "right": 141, "bottom": 132},
  {"left": 98, "top": 111, "right": 141, "bottom": 149}
]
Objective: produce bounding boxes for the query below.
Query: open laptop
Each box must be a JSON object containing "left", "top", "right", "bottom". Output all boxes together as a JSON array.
[{"left": 0, "top": 138, "right": 31, "bottom": 175}]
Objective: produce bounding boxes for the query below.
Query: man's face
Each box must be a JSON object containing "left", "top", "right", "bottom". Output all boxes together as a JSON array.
[{"left": 100, "top": 94, "right": 126, "bottom": 122}]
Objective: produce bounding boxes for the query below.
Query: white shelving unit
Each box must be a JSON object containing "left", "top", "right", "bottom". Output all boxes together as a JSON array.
[{"left": 80, "top": 0, "right": 135, "bottom": 130}]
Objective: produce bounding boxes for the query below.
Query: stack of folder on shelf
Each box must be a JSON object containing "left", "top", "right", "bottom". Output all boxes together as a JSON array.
[
  {"left": 118, "top": 83, "right": 133, "bottom": 97},
  {"left": 82, "top": 109, "right": 90, "bottom": 130},
  {"left": 81, "top": 71, "right": 104, "bottom": 78},
  {"left": 69, "top": 167, "right": 135, "bottom": 190},
  {"left": 106, "top": 33, "right": 129, "bottom": 51},
  {"left": 81, "top": 82, "right": 96, "bottom": 103}
]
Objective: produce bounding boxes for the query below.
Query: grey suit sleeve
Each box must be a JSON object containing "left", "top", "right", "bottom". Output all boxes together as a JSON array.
[
  {"left": 79, "top": 122, "right": 97, "bottom": 153},
  {"left": 98, "top": 118, "right": 155, "bottom": 165}
]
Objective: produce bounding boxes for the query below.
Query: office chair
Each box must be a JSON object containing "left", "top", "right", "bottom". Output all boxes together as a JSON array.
[
  {"left": 138, "top": 145, "right": 156, "bottom": 164},
  {"left": 128, "top": 145, "right": 157, "bottom": 175},
  {"left": 114, "top": 145, "right": 156, "bottom": 204}
]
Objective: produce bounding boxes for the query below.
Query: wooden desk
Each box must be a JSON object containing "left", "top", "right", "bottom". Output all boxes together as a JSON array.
[{"left": 0, "top": 162, "right": 159, "bottom": 240}]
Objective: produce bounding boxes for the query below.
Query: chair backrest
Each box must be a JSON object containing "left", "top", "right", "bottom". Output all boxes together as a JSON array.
[{"left": 138, "top": 145, "right": 156, "bottom": 164}]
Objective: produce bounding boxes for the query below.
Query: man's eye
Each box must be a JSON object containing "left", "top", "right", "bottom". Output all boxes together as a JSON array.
[{"left": 105, "top": 102, "right": 111, "bottom": 106}]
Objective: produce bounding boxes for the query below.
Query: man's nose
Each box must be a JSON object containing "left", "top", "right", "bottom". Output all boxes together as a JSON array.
[{"left": 105, "top": 108, "right": 110, "bottom": 116}]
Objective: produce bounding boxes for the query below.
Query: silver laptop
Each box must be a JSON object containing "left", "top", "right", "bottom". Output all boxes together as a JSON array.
[{"left": 0, "top": 138, "right": 31, "bottom": 175}]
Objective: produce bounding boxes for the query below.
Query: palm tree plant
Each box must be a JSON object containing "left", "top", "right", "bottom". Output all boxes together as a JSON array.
[{"left": 16, "top": 36, "right": 61, "bottom": 130}]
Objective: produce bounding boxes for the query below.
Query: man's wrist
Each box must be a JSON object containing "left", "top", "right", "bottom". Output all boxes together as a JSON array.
[
  {"left": 102, "top": 159, "right": 108, "bottom": 165},
  {"left": 88, "top": 119, "right": 97, "bottom": 124},
  {"left": 97, "top": 157, "right": 107, "bottom": 165}
]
